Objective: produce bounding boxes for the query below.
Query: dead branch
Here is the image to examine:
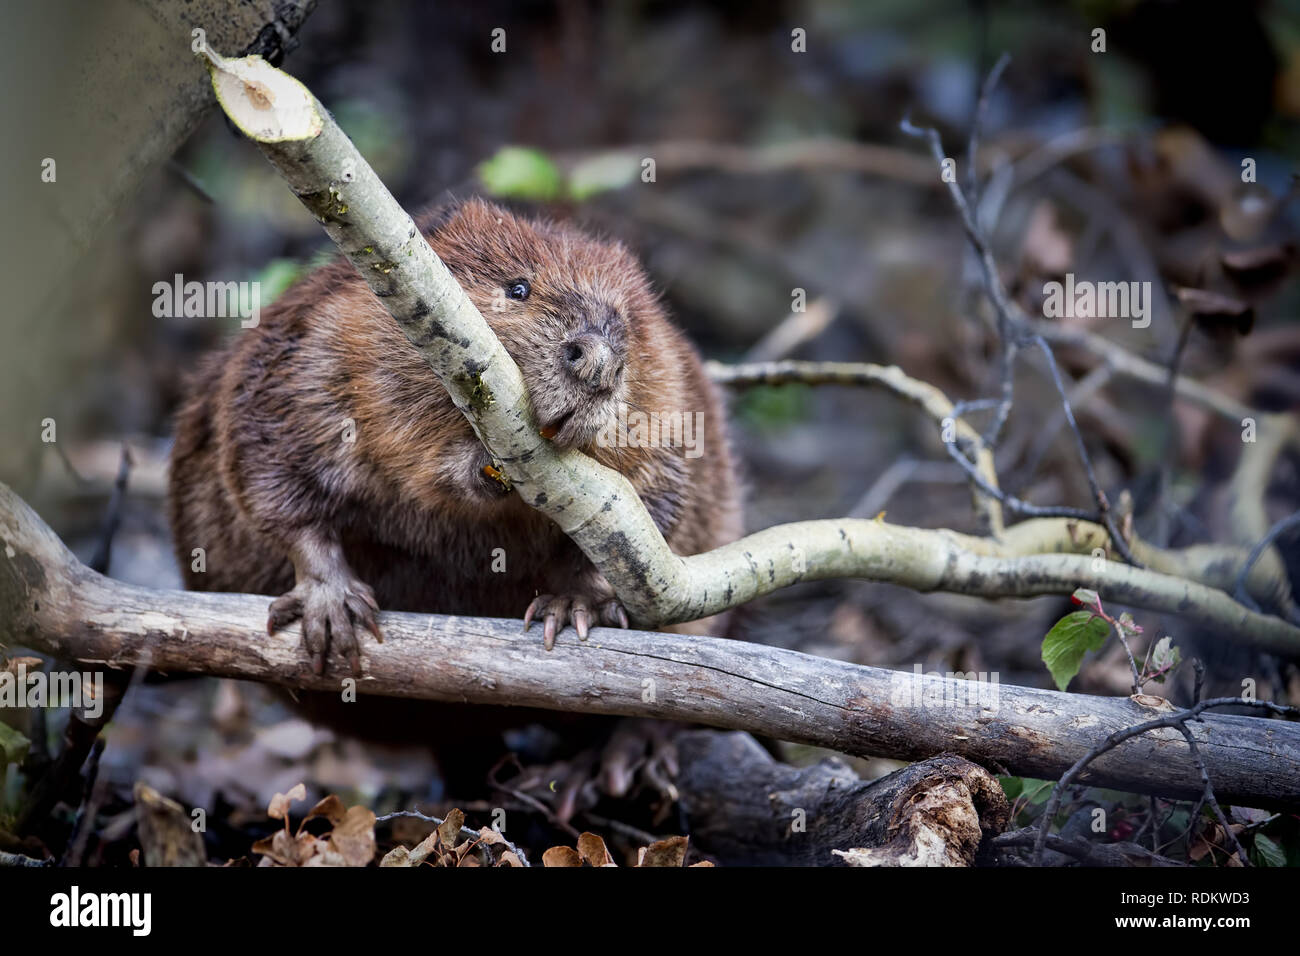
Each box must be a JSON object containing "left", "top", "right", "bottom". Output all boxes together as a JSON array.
[
  {"left": 676, "top": 731, "right": 1009, "bottom": 866},
  {"left": 554, "top": 139, "right": 941, "bottom": 187},
  {"left": 3, "top": 482, "right": 1299, "bottom": 812},
  {"left": 1030, "top": 696, "right": 1298, "bottom": 866},
  {"left": 902, "top": 108, "right": 1139, "bottom": 566}
]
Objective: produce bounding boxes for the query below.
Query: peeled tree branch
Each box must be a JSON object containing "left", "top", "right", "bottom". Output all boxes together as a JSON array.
[
  {"left": 196, "top": 50, "right": 1300, "bottom": 655},
  {"left": 708, "top": 360, "right": 1297, "bottom": 621}
]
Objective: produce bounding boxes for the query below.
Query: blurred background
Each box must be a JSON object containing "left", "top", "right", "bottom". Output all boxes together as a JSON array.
[{"left": 2, "top": 0, "right": 1299, "bottom": 862}]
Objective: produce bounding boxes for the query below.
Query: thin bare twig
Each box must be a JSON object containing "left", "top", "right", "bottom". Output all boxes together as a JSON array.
[
  {"left": 902, "top": 79, "right": 1141, "bottom": 566},
  {"left": 373, "top": 808, "right": 531, "bottom": 866},
  {"left": 88, "top": 443, "right": 132, "bottom": 575},
  {"left": 1026, "top": 334, "right": 1142, "bottom": 566},
  {"left": 1032, "top": 696, "right": 1297, "bottom": 866},
  {"left": 966, "top": 52, "right": 1011, "bottom": 209},
  {"left": 1175, "top": 722, "right": 1250, "bottom": 866}
]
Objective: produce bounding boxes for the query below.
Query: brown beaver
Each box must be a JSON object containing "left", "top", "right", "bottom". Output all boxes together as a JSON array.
[{"left": 168, "top": 198, "right": 742, "bottom": 676}]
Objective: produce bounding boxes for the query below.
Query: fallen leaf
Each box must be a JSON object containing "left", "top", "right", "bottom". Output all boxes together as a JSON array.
[
  {"left": 542, "top": 846, "right": 582, "bottom": 867},
  {"left": 328, "top": 805, "right": 377, "bottom": 867},
  {"left": 437, "top": 808, "right": 465, "bottom": 849},
  {"left": 638, "top": 836, "right": 688, "bottom": 867},
  {"left": 303, "top": 794, "right": 348, "bottom": 828},
  {"left": 267, "top": 783, "right": 307, "bottom": 821},
  {"left": 577, "top": 832, "right": 615, "bottom": 867}
]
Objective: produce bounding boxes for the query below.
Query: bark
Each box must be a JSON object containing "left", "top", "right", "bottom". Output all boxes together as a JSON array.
[
  {"left": 676, "top": 731, "right": 1009, "bottom": 866},
  {"left": 2, "top": 2, "right": 316, "bottom": 483},
  {"left": 3, "top": 481, "right": 1299, "bottom": 812}
]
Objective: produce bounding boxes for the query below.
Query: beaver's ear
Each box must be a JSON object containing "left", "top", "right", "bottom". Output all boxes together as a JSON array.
[
  {"left": 416, "top": 197, "right": 517, "bottom": 240},
  {"left": 414, "top": 200, "right": 465, "bottom": 239}
]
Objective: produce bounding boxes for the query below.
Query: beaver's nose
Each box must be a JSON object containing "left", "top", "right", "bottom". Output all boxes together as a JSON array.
[{"left": 562, "top": 332, "right": 623, "bottom": 393}]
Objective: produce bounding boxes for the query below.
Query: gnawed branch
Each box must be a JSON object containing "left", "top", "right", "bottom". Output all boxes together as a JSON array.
[{"left": 195, "top": 51, "right": 1300, "bottom": 656}]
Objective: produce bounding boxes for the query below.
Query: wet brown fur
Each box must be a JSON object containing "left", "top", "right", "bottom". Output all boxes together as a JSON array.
[{"left": 168, "top": 199, "right": 742, "bottom": 658}]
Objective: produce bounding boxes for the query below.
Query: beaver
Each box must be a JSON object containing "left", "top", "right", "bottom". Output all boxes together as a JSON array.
[{"left": 168, "top": 197, "right": 742, "bottom": 677}]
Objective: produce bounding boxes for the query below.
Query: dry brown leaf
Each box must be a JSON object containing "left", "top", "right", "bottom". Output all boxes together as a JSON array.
[
  {"left": 638, "top": 836, "right": 688, "bottom": 867},
  {"left": 406, "top": 830, "right": 441, "bottom": 866},
  {"left": 543, "top": 846, "right": 583, "bottom": 867},
  {"left": 375, "top": 810, "right": 522, "bottom": 868},
  {"left": 303, "top": 794, "right": 348, "bottom": 827},
  {"left": 1188, "top": 823, "right": 1226, "bottom": 863},
  {"left": 328, "top": 805, "right": 377, "bottom": 866},
  {"left": 253, "top": 828, "right": 320, "bottom": 867},
  {"left": 437, "top": 808, "right": 465, "bottom": 848},
  {"left": 253, "top": 789, "right": 378, "bottom": 867},
  {"left": 576, "top": 832, "right": 615, "bottom": 867},
  {"left": 267, "top": 783, "right": 307, "bottom": 821}
]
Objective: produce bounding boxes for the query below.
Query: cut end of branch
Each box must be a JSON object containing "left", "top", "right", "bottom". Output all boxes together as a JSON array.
[{"left": 200, "top": 48, "right": 322, "bottom": 143}]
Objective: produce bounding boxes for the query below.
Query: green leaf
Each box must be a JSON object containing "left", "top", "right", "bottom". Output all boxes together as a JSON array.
[
  {"left": 1042, "top": 610, "right": 1110, "bottom": 691},
  {"left": 1021, "top": 779, "right": 1055, "bottom": 806},
  {"left": 477, "top": 147, "right": 563, "bottom": 201},
  {"left": 1000, "top": 776, "right": 1055, "bottom": 805},
  {"left": 567, "top": 151, "right": 639, "bottom": 200},
  {"left": 1072, "top": 587, "right": 1099, "bottom": 607},
  {"left": 735, "top": 383, "right": 810, "bottom": 431},
  {"left": 0, "top": 723, "right": 30, "bottom": 765},
  {"left": 1149, "top": 636, "right": 1181, "bottom": 681},
  {"left": 249, "top": 258, "right": 303, "bottom": 307},
  {"left": 1252, "top": 834, "right": 1285, "bottom": 867}
]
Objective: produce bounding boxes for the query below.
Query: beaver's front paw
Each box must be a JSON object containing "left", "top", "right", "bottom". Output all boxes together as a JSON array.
[
  {"left": 523, "top": 593, "right": 629, "bottom": 649},
  {"left": 267, "top": 574, "right": 382, "bottom": 677}
]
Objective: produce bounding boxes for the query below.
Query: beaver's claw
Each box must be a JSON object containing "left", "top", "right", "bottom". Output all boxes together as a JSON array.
[
  {"left": 268, "top": 574, "right": 382, "bottom": 677},
  {"left": 523, "top": 593, "right": 629, "bottom": 649}
]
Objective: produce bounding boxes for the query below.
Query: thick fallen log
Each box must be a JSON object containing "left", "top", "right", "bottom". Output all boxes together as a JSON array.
[
  {"left": 2, "top": 482, "right": 1299, "bottom": 812},
  {"left": 676, "top": 731, "right": 1009, "bottom": 866}
]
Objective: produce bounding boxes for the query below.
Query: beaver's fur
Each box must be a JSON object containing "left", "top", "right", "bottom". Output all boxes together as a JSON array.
[{"left": 168, "top": 198, "right": 742, "bottom": 673}]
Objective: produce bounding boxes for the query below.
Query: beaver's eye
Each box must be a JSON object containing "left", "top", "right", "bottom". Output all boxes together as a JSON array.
[{"left": 505, "top": 279, "right": 531, "bottom": 301}]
